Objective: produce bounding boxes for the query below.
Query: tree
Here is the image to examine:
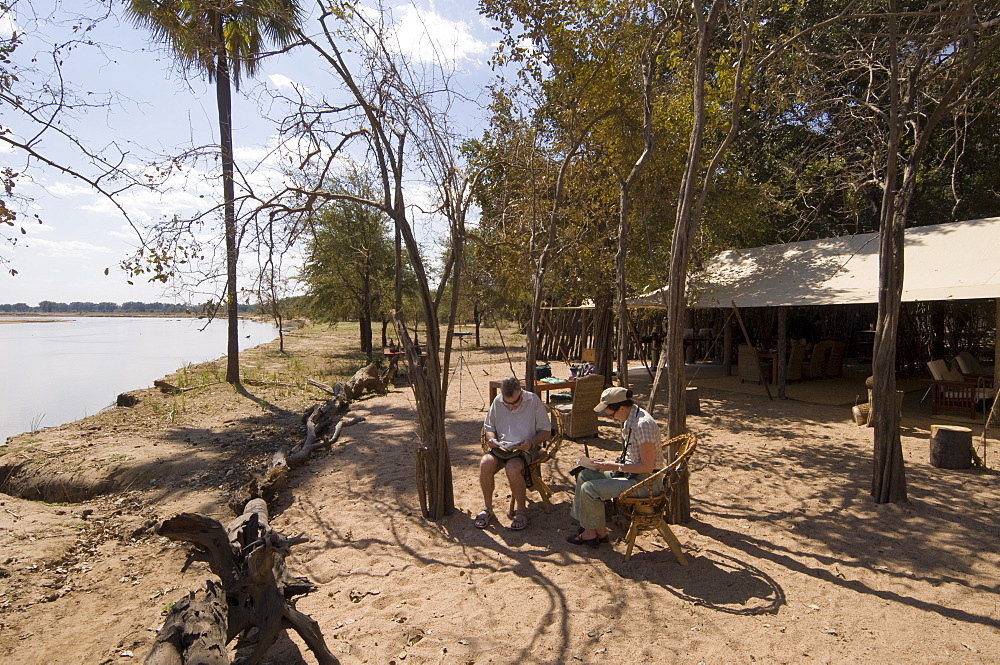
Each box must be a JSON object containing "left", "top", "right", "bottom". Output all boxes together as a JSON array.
[
  {"left": 817, "top": 1, "right": 1000, "bottom": 502},
  {"left": 266, "top": 3, "right": 481, "bottom": 519},
  {"left": 300, "top": 167, "right": 394, "bottom": 356},
  {"left": 126, "top": 0, "right": 303, "bottom": 383}
]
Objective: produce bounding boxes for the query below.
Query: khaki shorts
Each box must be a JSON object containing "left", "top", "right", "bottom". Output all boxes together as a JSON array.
[{"left": 489, "top": 445, "right": 541, "bottom": 469}]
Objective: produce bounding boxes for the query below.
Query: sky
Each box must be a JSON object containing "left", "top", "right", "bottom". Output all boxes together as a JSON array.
[{"left": 0, "top": 0, "right": 499, "bottom": 307}]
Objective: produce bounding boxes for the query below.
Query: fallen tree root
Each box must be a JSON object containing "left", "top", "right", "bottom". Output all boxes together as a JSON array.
[
  {"left": 147, "top": 500, "right": 339, "bottom": 665},
  {"left": 228, "top": 392, "right": 365, "bottom": 514}
]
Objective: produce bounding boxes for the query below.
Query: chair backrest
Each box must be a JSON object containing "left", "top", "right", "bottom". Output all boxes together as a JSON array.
[
  {"left": 787, "top": 340, "right": 806, "bottom": 381},
  {"left": 738, "top": 344, "right": 761, "bottom": 381},
  {"left": 570, "top": 373, "right": 604, "bottom": 412},
  {"left": 955, "top": 351, "right": 986, "bottom": 376},
  {"left": 808, "top": 340, "right": 833, "bottom": 377},
  {"left": 926, "top": 359, "right": 948, "bottom": 381},
  {"left": 825, "top": 340, "right": 845, "bottom": 378},
  {"left": 928, "top": 358, "right": 963, "bottom": 382},
  {"left": 617, "top": 433, "right": 698, "bottom": 503},
  {"left": 560, "top": 373, "right": 604, "bottom": 439}
]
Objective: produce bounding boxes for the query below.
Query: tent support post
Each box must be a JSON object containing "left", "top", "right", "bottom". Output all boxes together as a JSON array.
[{"left": 777, "top": 307, "right": 787, "bottom": 399}]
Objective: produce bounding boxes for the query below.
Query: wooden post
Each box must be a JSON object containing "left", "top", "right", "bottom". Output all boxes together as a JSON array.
[
  {"left": 723, "top": 315, "right": 732, "bottom": 376},
  {"left": 994, "top": 298, "right": 999, "bottom": 389},
  {"left": 777, "top": 307, "right": 787, "bottom": 399},
  {"left": 685, "top": 386, "right": 701, "bottom": 416}
]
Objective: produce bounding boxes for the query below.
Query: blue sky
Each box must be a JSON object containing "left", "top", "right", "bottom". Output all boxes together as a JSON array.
[{"left": 1, "top": 0, "right": 499, "bottom": 306}]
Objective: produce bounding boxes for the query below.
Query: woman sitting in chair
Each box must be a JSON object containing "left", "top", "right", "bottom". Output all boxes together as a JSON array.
[{"left": 567, "top": 387, "right": 662, "bottom": 548}]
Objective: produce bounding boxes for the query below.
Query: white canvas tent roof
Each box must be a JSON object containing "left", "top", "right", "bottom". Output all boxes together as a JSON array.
[{"left": 629, "top": 217, "right": 1000, "bottom": 309}]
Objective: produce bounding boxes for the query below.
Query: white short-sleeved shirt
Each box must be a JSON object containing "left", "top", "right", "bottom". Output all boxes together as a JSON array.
[{"left": 484, "top": 389, "right": 550, "bottom": 445}]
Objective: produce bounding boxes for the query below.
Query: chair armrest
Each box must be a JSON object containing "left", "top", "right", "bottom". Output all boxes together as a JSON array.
[{"left": 616, "top": 433, "right": 697, "bottom": 502}]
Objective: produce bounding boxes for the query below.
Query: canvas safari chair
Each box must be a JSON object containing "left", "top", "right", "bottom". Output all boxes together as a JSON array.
[
  {"left": 614, "top": 432, "right": 697, "bottom": 564},
  {"left": 926, "top": 359, "right": 994, "bottom": 419},
  {"left": 955, "top": 351, "right": 994, "bottom": 386},
  {"left": 553, "top": 373, "right": 605, "bottom": 439},
  {"left": 481, "top": 405, "right": 565, "bottom": 517}
]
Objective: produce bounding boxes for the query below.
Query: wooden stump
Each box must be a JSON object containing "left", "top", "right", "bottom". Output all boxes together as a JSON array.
[
  {"left": 685, "top": 386, "right": 701, "bottom": 416},
  {"left": 929, "top": 425, "right": 973, "bottom": 469}
]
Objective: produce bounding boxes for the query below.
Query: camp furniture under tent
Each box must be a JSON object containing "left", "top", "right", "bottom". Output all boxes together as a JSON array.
[{"left": 629, "top": 216, "right": 1000, "bottom": 395}]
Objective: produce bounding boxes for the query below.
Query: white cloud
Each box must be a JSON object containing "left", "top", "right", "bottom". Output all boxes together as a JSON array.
[
  {"left": 386, "top": 4, "right": 490, "bottom": 66},
  {"left": 20, "top": 237, "right": 112, "bottom": 258},
  {"left": 0, "top": 10, "right": 17, "bottom": 40},
  {"left": 268, "top": 74, "right": 308, "bottom": 94}
]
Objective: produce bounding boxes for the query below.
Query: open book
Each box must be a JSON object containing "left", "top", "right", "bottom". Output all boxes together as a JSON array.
[{"left": 574, "top": 457, "right": 602, "bottom": 470}]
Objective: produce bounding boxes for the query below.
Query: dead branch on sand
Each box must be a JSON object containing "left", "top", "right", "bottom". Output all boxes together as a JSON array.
[{"left": 146, "top": 499, "right": 339, "bottom": 665}]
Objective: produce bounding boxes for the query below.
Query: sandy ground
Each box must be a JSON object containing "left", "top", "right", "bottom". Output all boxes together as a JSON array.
[{"left": 0, "top": 326, "right": 998, "bottom": 664}]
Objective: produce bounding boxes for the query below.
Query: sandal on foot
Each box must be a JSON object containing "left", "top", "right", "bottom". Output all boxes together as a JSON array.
[
  {"left": 509, "top": 510, "right": 528, "bottom": 531},
  {"left": 474, "top": 508, "right": 493, "bottom": 529},
  {"left": 566, "top": 532, "right": 602, "bottom": 548}
]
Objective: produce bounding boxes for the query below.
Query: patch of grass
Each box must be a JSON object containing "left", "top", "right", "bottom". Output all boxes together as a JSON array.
[{"left": 29, "top": 412, "right": 46, "bottom": 433}]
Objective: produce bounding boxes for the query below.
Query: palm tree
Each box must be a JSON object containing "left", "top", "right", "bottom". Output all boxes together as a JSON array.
[{"left": 126, "top": 0, "right": 303, "bottom": 383}]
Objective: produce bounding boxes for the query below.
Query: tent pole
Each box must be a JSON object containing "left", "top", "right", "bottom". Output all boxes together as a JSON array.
[{"left": 777, "top": 307, "right": 787, "bottom": 399}]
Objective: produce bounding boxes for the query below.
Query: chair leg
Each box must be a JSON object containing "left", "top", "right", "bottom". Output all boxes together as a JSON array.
[
  {"left": 656, "top": 521, "right": 688, "bottom": 566},
  {"left": 623, "top": 521, "right": 640, "bottom": 561},
  {"left": 534, "top": 475, "right": 554, "bottom": 513},
  {"left": 507, "top": 496, "right": 516, "bottom": 519}
]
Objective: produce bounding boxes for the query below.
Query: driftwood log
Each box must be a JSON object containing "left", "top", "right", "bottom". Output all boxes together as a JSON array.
[
  {"left": 146, "top": 499, "right": 339, "bottom": 665},
  {"left": 228, "top": 392, "right": 365, "bottom": 514}
]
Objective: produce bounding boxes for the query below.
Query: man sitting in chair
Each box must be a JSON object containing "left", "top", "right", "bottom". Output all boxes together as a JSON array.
[{"left": 476, "top": 377, "right": 551, "bottom": 531}]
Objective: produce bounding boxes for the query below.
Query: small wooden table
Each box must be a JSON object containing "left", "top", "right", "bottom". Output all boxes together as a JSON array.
[{"left": 488, "top": 378, "right": 576, "bottom": 403}]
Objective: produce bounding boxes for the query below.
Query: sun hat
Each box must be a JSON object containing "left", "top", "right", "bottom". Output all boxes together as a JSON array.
[{"left": 594, "top": 386, "right": 631, "bottom": 413}]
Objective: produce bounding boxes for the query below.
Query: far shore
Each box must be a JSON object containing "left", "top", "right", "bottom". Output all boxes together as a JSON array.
[{"left": 0, "top": 312, "right": 265, "bottom": 324}]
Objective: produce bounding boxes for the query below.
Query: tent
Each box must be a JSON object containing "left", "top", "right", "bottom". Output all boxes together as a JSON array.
[{"left": 629, "top": 217, "right": 1000, "bottom": 309}]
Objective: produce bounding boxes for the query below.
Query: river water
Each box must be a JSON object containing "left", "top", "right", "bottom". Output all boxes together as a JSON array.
[{"left": 0, "top": 317, "right": 278, "bottom": 443}]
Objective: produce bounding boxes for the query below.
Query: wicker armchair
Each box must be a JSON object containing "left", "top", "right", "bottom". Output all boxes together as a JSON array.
[
  {"left": 787, "top": 340, "right": 806, "bottom": 382},
  {"left": 805, "top": 340, "right": 833, "bottom": 379},
  {"left": 614, "top": 433, "right": 697, "bottom": 563},
  {"left": 738, "top": 345, "right": 767, "bottom": 384},
  {"left": 481, "top": 405, "right": 565, "bottom": 517},
  {"left": 553, "top": 373, "right": 604, "bottom": 439},
  {"left": 825, "top": 340, "right": 846, "bottom": 378}
]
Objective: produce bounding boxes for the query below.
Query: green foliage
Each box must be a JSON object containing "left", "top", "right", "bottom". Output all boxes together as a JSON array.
[
  {"left": 124, "top": 0, "right": 303, "bottom": 90},
  {"left": 299, "top": 165, "right": 414, "bottom": 352}
]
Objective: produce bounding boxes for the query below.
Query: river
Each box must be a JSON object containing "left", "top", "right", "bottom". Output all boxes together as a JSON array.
[{"left": 0, "top": 317, "right": 278, "bottom": 443}]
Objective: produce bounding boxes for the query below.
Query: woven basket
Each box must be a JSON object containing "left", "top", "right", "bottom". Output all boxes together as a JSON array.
[{"left": 852, "top": 402, "right": 871, "bottom": 426}]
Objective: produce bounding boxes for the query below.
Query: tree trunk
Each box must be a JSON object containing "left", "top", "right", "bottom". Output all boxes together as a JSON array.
[
  {"left": 592, "top": 290, "right": 614, "bottom": 384},
  {"left": 870, "top": 12, "right": 907, "bottom": 504},
  {"left": 214, "top": 21, "right": 240, "bottom": 385}
]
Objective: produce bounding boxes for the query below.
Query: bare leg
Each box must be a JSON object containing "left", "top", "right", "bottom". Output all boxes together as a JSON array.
[
  {"left": 505, "top": 458, "right": 527, "bottom": 512},
  {"left": 479, "top": 453, "right": 498, "bottom": 511}
]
